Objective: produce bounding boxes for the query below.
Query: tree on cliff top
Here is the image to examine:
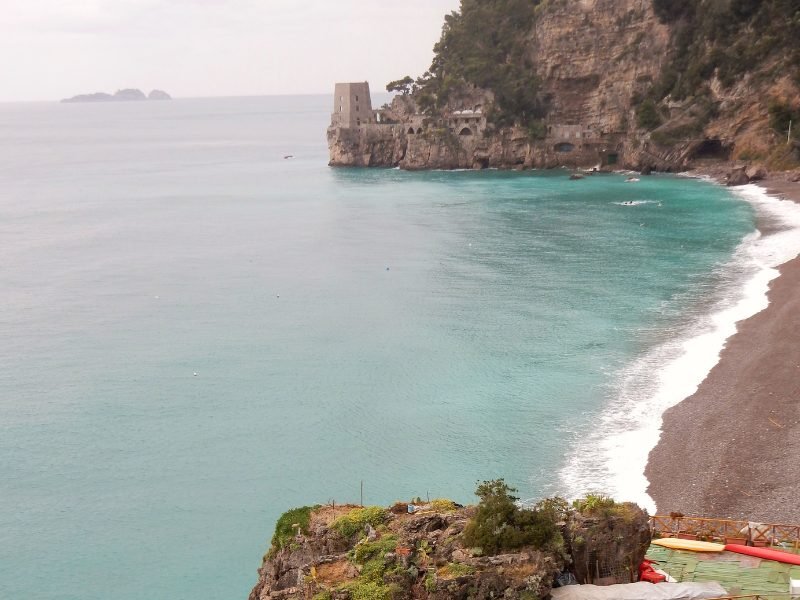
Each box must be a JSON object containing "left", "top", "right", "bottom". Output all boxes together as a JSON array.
[
  {"left": 386, "top": 76, "right": 414, "bottom": 95},
  {"left": 463, "top": 479, "right": 561, "bottom": 555}
]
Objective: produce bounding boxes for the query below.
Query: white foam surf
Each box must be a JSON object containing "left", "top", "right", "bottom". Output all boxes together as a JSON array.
[
  {"left": 613, "top": 200, "right": 661, "bottom": 206},
  {"left": 558, "top": 184, "right": 800, "bottom": 513}
]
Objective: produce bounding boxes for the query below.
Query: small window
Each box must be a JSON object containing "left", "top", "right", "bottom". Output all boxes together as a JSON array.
[
  {"left": 355, "top": 95, "right": 359, "bottom": 101},
  {"left": 339, "top": 105, "right": 343, "bottom": 112},
  {"left": 356, "top": 106, "right": 359, "bottom": 112},
  {"left": 340, "top": 96, "right": 343, "bottom": 102}
]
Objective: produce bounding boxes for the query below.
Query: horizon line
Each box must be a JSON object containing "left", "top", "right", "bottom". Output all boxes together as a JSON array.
[{"left": 0, "top": 89, "right": 397, "bottom": 105}]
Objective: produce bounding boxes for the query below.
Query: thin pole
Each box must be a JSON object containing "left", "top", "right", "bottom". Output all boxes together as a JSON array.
[{"left": 789, "top": 120, "right": 792, "bottom": 144}]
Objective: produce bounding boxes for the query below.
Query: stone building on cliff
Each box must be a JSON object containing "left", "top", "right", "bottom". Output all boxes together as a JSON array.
[{"left": 327, "top": 81, "right": 630, "bottom": 170}]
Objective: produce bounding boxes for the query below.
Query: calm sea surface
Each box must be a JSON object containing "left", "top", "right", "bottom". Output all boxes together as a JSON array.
[{"left": 0, "top": 96, "right": 756, "bottom": 599}]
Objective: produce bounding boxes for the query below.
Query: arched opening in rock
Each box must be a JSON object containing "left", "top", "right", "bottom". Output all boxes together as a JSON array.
[
  {"left": 459, "top": 127, "right": 473, "bottom": 136},
  {"left": 555, "top": 142, "right": 575, "bottom": 153},
  {"left": 407, "top": 127, "right": 415, "bottom": 135},
  {"left": 691, "top": 139, "right": 731, "bottom": 160}
]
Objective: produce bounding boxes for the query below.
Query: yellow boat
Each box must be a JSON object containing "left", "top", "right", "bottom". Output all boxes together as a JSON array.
[{"left": 652, "top": 538, "right": 725, "bottom": 552}]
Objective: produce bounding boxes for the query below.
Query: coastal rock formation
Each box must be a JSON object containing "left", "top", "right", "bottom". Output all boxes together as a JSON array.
[
  {"left": 328, "top": 0, "right": 800, "bottom": 172},
  {"left": 147, "top": 89, "right": 171, "bottom": 100},
  {"left": 726, "top": 167, "right": 751, "bottom": 186},
  {"left": 249, "top": 497, "right": 651, "bottom": 600},
  {"left": 566, "top": 500, "right": 651, "bottom": 585},
  {"left": 61, "top": 88, "right": 171, "bottom": 103}
]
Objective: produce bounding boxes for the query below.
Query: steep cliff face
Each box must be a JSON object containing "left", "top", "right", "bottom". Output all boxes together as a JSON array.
[
  {"left": 327, "top": 0, "right": 800, "bottom": 172},
  {"left": 530, "top": 0, "right": 669, "bottom": 134},
  {"left": 327, "top": 125, "right": 406, "bottom": 167}
]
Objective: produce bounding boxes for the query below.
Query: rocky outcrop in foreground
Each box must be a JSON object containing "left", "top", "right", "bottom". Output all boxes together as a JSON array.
[{"left": 249, "top": 496, "right": 650, "bottom": 600}]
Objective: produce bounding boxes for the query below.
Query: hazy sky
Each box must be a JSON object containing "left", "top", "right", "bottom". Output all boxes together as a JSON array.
[{"left": 1, "top": 0, "right": 460, "bottom": 101}]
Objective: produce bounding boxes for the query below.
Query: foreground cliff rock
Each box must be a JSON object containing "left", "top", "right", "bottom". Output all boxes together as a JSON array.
[
  {"left": 249, "top": 488, "right": 650, "bottom": 600},
  {"left": 328, "top": 0, "right": 800, "bottom": 172}
]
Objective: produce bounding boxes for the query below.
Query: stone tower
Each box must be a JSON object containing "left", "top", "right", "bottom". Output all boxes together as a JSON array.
[{"left": 331, "top": 82, "right": 373, "bottom": 128}]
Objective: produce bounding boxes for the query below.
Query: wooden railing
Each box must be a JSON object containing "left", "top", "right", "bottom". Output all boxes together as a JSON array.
[{"left": 650, "top": 515, "right": 800, "bottom": 549}]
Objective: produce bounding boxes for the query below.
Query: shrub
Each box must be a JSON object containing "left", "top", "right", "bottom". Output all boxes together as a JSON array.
[
  {"left": 332, "top": 506, "right": 388, "bottom": 538},
  {"left": 533, "top": 497, "right": 570, "bottom": 523},
  {"left": 429, "top": 498, "right": 458, "bottom": 512},
  {"left": 269, "top": 505, "right": 319, "bottom": 556},
  {"left": 527, "top": 120, "right": 548, "bottom": 141},
  {"left": 636, "top": 100, "right": 662, "bottom": 130},
  {"left": 425, "top": 572, "right": 437, "bottom": 592},
  {"left": 439, "top": 562, "right": 475, "bottom": 579},
  {"left": 346, "top": 580, "right": 395, "bottom": 600},
  {"left": 462, "top": 479, "right": 561, "bottom": 555},
  {"left": 572, "top": 493, "right": 617, "bottom": 515},
  {"left": 768, "top": 100, "right": 799, "bottom": 139},
  {"left": 351, "top": 535, "right": 398, "bottom": 564},
  {"left": 572, "top": 494, "right": 639, "bottom": 522}
]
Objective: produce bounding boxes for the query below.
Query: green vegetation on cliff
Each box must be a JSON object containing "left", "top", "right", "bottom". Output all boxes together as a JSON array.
[
  {"left": 332, "top": 506, "right": 388, "bottom": 538},
  {"left": 407, "top": 0, "right": 799, "bottom": 148},
  {"left": 463, "top": 479, "right": 564, "bottom": 555},
  {"left": 269, "top": 505, "right": 320, "bottom": 556},
  {"left": 414, "top": 0, "right": 546, "bottom": 128},
  {"left": 642, "top": 0, "right": 800, "bottom": 131},
  {"left": 254, "top": 490, "right": 653, "bottom": 600}
]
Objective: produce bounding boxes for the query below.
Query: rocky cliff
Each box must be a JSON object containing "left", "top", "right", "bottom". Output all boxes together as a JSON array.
[
  {"left": 328, "top": 0, "right": 800, "bottom": 173},
  {"left": 249, "top": 495, "right": 650, "bottom": 600}
]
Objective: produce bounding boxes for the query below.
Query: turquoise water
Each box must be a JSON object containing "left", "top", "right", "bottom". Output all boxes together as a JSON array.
[{"left": 0, "top": 97, "right": 756, "bottom": 600}]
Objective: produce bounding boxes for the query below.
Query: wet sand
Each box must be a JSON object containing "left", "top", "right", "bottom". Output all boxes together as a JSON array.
[{"left": 646, "top": 174, "right": 800, "bottom": 523}]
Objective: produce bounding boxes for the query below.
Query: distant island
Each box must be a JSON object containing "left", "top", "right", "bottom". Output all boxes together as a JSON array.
[{"left": 60, "top": 89, "right": 171, "bottom": 103}]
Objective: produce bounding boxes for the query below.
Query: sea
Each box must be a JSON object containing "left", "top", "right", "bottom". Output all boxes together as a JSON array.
[{"left": 2, "top": 95, "right": 800, "bottom": 600}]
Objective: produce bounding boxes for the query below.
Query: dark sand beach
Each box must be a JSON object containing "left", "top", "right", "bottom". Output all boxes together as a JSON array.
[{"left": 646, "top": 174, "right": 800, "bottom": 523}]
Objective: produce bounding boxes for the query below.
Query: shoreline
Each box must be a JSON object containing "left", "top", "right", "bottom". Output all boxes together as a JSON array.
[{"left": 645, "top": 172, "right": 800, "bottom": 522}]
